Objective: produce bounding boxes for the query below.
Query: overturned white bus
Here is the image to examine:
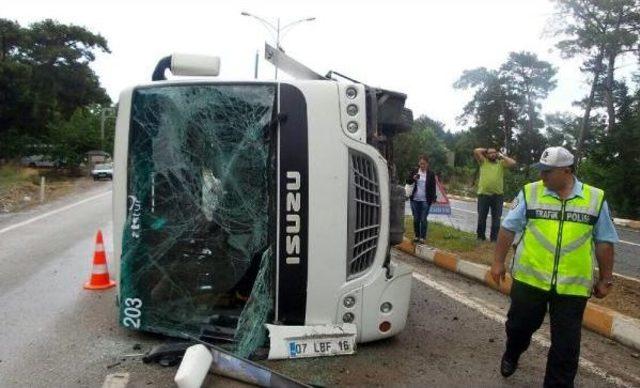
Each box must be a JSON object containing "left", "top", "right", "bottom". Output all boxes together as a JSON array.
[{"left": 112, "top": 47, "right": 413, "bottom": 354}]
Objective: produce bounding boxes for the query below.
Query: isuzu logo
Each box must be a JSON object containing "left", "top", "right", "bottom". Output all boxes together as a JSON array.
[
  {"left": 276, "top": 83, "right": 308, "bottom": 324},
  {"left": 285, "top": 171, "right": 301, "bottom": 265}
]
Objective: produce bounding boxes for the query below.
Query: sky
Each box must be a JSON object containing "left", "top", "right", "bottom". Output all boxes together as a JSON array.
[{"left": 5, "top": 0, "right": 638, "bottom": 132}]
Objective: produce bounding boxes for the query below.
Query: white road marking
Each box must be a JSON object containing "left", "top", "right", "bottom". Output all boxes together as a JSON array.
[
  {"left": 611, "top": 272, "right": 640, "bottom": 283},
  {"left": 449, "top": 204, "right": 640, "bottom": 248},
  {"left": 0, "top": 190, "right": 111, "bottom": 235},
  {"left": 412, "top": 271, "right": 639, "bottom": 388},
  {"left": 619, "top": 239, "right": 640, "bottom": 247},
  {"left": 449, "top": 206, "right": 477, "bottom": 215}
]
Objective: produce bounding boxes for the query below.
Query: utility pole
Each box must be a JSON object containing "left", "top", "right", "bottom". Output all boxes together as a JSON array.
[
  {"left": 100, "top": 107, "right": 116, "bottom": 152},
  {"left": 275, "top": 17, "right": 280, "bottom": 79},
  {"left": 254, "top": 50, "right": 259, "bottom": 79},
  {"left": 241, "top": 12, "right": 316, "bottom": 79}
]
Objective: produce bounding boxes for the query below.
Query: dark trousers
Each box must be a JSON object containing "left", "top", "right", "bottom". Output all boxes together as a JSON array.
[
  {"left": 477, "top": 194, "right": 503, "bottom": 241},
  {"left": 505, "top": 281, "right": 588, "bottom": 388},
  {"left": 410, "top": 200, "right": 431, "bottom": 239}
]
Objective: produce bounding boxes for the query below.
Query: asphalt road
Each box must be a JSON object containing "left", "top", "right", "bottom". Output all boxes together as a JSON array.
[
  {"left": 405, "top": 198, "right": 640, "bottom": 279},
  {"left": 1, "top": 186, "right": 639, "bottom": 387}
]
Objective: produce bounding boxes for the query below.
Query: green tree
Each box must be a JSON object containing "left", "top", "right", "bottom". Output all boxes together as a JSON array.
[
  {"left": 0, "top": 19, "right": 23, "bottom": 60},
  {"left": 580, "top": 82, "right": 640, "bottom": 217},
  {"left": 393, "top": 116, "right": 449, "bottom": 182},
  {"left": 551, "top": 0, "right": 640, "bottom": 161},
  {"left": 544, "top": 112, "right": 580, "bottom": 149},
  {"left": 48, "top": 105, "right": 115, "bottom": 166},
  {"left": 23, "top": 19, "right": 111, "bottom": 133},
  {"left": 0, "top": 20, "right": 32, "bottom": 139},
  {"left": 501, "top": 52, "right": 557, "bottom": 132},
  {"left": 453, "top": 67, "right": 518, "bottom": 151},
  {"left": 454, "top": 52, "right": 556, "bottom": 165},
  {"left": 0, "top": 18, "right": 111, "bottom": 158},
  {"left": 450, "top": 130, "right": 476, "bottom": 168},
  {"left": 500, "top": 52, "right": 557, "bottom": 166}
]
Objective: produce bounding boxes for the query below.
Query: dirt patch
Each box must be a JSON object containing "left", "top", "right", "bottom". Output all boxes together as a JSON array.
[
  {"left": 591, "top": 276, "right": 640, "bottom": 319},
  {"left": 453, "top": 240, "right": 514, "bottom": 266},
  {"left": 0, "top": 167, "right": 97, "bottom": 213}
]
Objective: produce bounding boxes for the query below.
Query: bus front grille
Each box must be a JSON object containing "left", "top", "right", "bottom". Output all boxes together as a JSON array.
[{"left": 347, "top": 151, "right": 380, "bottom": 279}]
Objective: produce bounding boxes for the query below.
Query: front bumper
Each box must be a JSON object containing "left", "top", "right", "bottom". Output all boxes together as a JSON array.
[{"left": 337, "top": 260, "right": 413, "bottom": 343}]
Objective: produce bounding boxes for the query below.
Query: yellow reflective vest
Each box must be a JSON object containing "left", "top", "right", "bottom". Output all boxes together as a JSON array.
[{"left": 512, "top": 180, "right": 605, "bottom": 296}]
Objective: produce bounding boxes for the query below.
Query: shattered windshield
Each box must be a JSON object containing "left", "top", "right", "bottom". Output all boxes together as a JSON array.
[{"left": 119, "top": 83, "right": 276, "bottom": 351}]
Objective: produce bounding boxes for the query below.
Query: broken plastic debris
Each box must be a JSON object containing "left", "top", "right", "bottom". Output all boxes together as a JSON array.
[
  {"left": 182, "top": 334, "right": 311, "bottom": 387},
  {"left": 266, "top": 324, "right": 357, "bottom": 360},
  {"left": 174, "top": 344, "right": 213, "bottom": 388}
]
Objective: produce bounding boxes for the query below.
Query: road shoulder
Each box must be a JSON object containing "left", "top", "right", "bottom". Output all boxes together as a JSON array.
[{"left": 396, "top": 238, "right": 640, "bottom": 353}]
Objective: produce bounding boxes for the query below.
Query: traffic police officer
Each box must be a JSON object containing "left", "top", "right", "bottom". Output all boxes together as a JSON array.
[{"left": 491, "top": 146, "right": 619, "bottom": 387}]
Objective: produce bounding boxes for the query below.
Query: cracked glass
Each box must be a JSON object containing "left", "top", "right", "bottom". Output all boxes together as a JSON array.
[{"left": 119, "top": 83, "right": 276, "bottom": 356}]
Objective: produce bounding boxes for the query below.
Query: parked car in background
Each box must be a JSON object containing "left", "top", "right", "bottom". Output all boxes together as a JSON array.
[
  {"left": 91, "top": 163, "right": 113, "bottom": 180},
  {"left": 20, "top": 155, "right": 58, "bottom": 168}
]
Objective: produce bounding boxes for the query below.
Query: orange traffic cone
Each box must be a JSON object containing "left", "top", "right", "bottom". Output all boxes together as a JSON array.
[{"left": 84, "top": 230, "right": 116, "bottom": 290}]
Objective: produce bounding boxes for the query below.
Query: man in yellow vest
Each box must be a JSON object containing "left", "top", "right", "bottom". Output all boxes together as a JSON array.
[{"left": 491, "top": 146, "right": 618, "bottom": 387}]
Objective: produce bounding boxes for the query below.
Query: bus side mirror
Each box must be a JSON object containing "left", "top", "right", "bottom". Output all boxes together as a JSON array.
[{"left": 152, "top": 54, "right": 221, "bottom": 81}]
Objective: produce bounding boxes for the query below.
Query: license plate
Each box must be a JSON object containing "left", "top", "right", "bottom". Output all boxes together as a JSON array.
[
  {"left": 287, "top": 337, "right": 355, "bottom": 358},
  {"left": 266, "top": 323, "right": 357, "bottom": 360}
]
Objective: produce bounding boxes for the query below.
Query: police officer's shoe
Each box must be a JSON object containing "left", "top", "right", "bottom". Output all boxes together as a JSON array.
[{"left": 500, "top": 354, "right": 518, "bottom": 377}]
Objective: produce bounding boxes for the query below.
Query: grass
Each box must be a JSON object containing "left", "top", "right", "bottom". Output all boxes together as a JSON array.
[
  {"left": 404, "top": 216, "right": 478, "bottom": 252},
  {"left": 403, "top": 215, "right": 510, "bottom": 267},
  {"left": 0, "top": 164, "right": 39, "bottom": 192},
  {"left": 0, "top": 164, "right": 80, "bottom": 212}
]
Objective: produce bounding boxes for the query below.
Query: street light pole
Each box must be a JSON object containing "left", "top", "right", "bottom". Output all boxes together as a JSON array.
[
  {"left": 100, "top": 107, "right": 115, "bottom": 152},
  {"left": 100, "top": 109, "right": 106, "bottom": 152},
  {"left": 254, "top": 50, "right": 259, "bottom": 79},
  {"left": 241, "top": 12, "right": 315, "bottom": 79},
  {"left": 275, "top": 17, "right": 280, "bottom": 79}
]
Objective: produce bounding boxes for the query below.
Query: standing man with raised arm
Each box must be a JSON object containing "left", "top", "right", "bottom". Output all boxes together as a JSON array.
[
  {"left": 491, "top": 146, "right": 618, "bottom": 387},
  {"left": 473, "top": 147, "right": 516, "bottom": 241}
]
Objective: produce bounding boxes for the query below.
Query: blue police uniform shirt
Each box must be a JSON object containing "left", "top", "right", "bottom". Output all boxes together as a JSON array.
[{"left": 502, "top": 178, "right": 619, "bottom": 243}]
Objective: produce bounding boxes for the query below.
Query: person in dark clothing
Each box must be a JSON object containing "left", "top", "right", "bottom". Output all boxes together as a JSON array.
[
  {"left": 491, "top": 146, "right": 618, "bottom": 387},
  {"left": 406, "top": 154, "right": 436, "bottom": 243},
  {"left": 473, "top": 147, "right": 516, "bottom": 241}
]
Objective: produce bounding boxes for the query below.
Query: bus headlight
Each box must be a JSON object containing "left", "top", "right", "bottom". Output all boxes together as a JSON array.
[
  {"left": 343, "top": 312, "right": 355, "bottom": 323},
  {"left": 346, "top": 87, "right": 358, "bottom": 99},
  {"left": 343, "top": 296, "right": 356, "bottom": 308}
]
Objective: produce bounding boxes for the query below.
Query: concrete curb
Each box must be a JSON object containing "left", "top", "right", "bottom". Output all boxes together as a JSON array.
[
  {"left": 612, "top": 217, "right": 640, "bottom": 230},
  {"left": 396, "top": 238, "right": 640, "bottom": 352},
  {"left": 447, "top": 194, "right": 640, "bottom": 231}
]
